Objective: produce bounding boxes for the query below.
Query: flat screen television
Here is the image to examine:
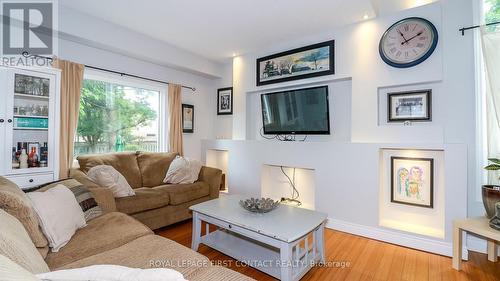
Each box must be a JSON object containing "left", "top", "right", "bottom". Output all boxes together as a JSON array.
[{"left": 260, "top": 86, "right": 330, "bottom": 135}]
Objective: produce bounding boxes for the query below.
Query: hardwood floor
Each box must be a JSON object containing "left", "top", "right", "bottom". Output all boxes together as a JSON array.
[{"left": 156, "top": 220, "right": 500, "bottom": 281}]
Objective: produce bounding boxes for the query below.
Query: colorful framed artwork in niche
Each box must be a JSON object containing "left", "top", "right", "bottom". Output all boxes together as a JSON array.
[{"left": 391, "top": 156, "right": 434, "bottom": 208}]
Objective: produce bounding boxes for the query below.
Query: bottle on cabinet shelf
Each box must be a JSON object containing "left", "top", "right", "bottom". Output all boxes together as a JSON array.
[
  {"left": 19, "top": 149, "right": 28, "bottom": 169},
  {"left": 11, "top": 147, "right": 19, "bottom": 169},
  {"left": 39, "top": 142, "right": 48, "bottom": 167},
  {"left": 28, "top": 147, "right": 39, "bottom": 167}
]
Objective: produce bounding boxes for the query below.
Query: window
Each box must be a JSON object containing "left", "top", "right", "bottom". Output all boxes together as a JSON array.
[
  {"left": 74, "top": 71, "right": 166, "bottom": 157},
  {"left": 484, "top": 0, "right": 500, "bottom": 32},
  {"left": 476, "top": 0, "right": 500, "bottom": 195}
]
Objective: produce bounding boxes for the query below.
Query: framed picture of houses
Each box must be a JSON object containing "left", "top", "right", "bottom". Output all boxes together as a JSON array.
[
  {"left": 256, "top": 40, "right": 335, "bottom": 86},
  {"left": 388, "top": 90, "right": 432, "bottom": 122}
]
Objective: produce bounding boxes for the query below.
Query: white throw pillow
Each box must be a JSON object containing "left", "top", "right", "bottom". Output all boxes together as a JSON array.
[
  {"left": 36, "top": 264, "right": 187, "bottom": 281},
  {"left": 27, "top": 185, "right": 87, "bottom": 252},
  {"left": 163, "top": 156, "right": 202, "bottom": 184},
  {"left": 87, "top": 165, "right": 135, "bottom": 198}
]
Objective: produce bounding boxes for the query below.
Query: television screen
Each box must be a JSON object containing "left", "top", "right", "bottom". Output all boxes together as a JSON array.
[{"left": 260, "top": 86, "right": 330, "bottom": 135}]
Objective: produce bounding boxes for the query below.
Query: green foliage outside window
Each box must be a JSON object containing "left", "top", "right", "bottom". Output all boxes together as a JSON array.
[
  {"left": 485, "top": 0, "right": 500, "bottom": 31},
  {"left": 76, "top": 80, "right": 157, "bottom": 155}
]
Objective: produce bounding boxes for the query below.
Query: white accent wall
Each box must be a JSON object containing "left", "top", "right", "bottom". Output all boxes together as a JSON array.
[{"left": 207, "top": 0, "right": 486, "bottom": 255}]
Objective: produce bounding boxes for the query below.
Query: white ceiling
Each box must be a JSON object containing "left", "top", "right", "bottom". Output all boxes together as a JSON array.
[{"left": 59, "top": 0, "right": 437, "bottom": 62}]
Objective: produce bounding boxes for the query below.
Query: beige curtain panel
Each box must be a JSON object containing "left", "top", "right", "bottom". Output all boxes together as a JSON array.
[
  {"left": 481, "top": 27, "right": 500, "bottom": 183},
  {"left": 168, "top": 84, "right": 184, "bottom": 155},
  {"left": 53, "top": 58, "right": 85, "bottom": 179}
]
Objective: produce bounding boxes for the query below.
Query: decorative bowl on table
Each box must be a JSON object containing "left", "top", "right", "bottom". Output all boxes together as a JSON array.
[{"left": 239, "top": 198, "right": 280, "bottom": 213}]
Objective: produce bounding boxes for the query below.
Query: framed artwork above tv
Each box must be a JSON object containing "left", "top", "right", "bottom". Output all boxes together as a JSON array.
[{"left": 256, "top": 40, "right": 335, "bottom": 86}]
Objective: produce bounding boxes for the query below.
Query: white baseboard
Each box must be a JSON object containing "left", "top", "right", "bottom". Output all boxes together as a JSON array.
[{"left": 326, "top": 218, "right": 469, "bottom": 259}]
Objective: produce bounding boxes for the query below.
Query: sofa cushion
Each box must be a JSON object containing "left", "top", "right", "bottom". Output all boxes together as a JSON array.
[
  {"left": 0, "top": 177, "right": 48, "bottom": 248},
  {"left": 188, "top": 265, "right": 255, "bottom": 281},
  {"left": 45, "top": 212, "right": 152, "bottom": 269},
  {"left": 56, "top": 235, "right": 210, "bottom": 279},
  {"left": 0, "top": 209, "right": 49, "bottom": 274},
  {"left": 77, "top": 152, "right": 142, "bottom": 188},
  {"left": 154, "top": 182, "right": 209, "bottom": 205},
  {"left": 137, "top": 152, "right": 178, "bottom": 187},
  {"left": 0, "top": 255, "right": 40, "bottom": 281},
  {"left": 115, "top": 188, "right": 170, "bottom": 214}
]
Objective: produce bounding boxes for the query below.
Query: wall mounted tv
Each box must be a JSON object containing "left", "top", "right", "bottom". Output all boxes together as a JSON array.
[{"left": 260, "top": 86, "right": 330, "bottom": 135}]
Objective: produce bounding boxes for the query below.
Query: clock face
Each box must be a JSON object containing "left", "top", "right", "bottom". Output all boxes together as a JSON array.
[{"left": 379, "top": 17, "right": 438, "bottom": 68}]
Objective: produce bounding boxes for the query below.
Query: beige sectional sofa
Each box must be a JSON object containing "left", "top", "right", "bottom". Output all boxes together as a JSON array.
[
  {"left": 70, "top": 151, "right": 222, "bottom": 230},
  {"left": 0, "top": 176, "right": 253, "bottom": 280}
]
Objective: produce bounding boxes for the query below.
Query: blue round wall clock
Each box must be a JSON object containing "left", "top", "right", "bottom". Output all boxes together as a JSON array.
[{"left": 379, "top": 17, "right": 438, "bottom": 68}]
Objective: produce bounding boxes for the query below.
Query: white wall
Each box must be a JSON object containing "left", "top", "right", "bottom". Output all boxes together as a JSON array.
[
  {"left": 57, "top": 24, "right": 220, "bottom": 161},
  {"left": 202, "top": 140, "right": 467, "bottom": 257},
  {"left": 231, "top": 4, "right": 445, "bottom": 143},
  {"left": 215, "top": 0, "right": 480, "bottom": 215},
  {"left": 57, "top": 5, "right": 223, "bottom": 78},
  {"left": 206, "top": 0, "right": 485, "bottom": 254},
  {"left": 213, "top": 61, "right": 234, "bottom": 140}
]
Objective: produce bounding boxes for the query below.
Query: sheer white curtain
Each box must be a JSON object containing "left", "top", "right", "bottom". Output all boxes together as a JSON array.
[{"left": 481, "top": 27, "right": 500, "bottom": 183}]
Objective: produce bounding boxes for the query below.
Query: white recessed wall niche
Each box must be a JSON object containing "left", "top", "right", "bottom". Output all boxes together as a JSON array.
[
  {"left": 205, "top": 149, "right": 229, "bottom": 192},
  {"left": 261, "top": 164, "right": 316, "bottom": 210},
  {"left": 379, "top": 148, "right": 445, "bottom": 239}
]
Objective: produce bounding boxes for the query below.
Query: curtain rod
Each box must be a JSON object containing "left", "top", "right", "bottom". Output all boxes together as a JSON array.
[
  {"left": 459, "top": 21, "right": 500, "bottom": 36},
  {"left": 21, "top": 51, "right": 196, "bottom": 92}
]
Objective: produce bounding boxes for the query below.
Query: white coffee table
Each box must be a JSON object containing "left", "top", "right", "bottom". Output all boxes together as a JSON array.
[{"left": 189, "top": 195, "right": 327, "bottom": 281}]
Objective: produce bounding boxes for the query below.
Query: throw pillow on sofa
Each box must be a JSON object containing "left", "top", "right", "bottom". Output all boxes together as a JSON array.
[
  {"left": 163, "top": 156, "right": 202, "bottom": 184},
  {"left": 27, "top": 185, "right": 87, "bottom": 252},
  {"left": 27, "top": 179, "right": 103, "bottom": 222},
  {"left": 0, "top": 210, "right": 50, "bottom": 274},
  {"left": 36, "top": 264, "right": 187, "bottom": 281},
  {"left": 87, "top": 165, "right": 135, "bottom": 198}
]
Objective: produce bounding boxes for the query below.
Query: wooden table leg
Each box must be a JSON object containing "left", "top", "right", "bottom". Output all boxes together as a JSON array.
[
  {"left": 452, "top": 226, "right": 463, "bottom": 270},
  {"left": 487, "top": 240, "right": 498, "bottom": 262},
  {"left": 191, "top": 212, "right": 201, "bottom": 251}
]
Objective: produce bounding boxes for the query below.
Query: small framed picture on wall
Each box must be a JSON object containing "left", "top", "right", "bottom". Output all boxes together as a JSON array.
[
  {"left": 387, "top": 90, "right": 432, "bottom": 122},
  {"left": 182, "top": 104, "right": 194, "bottom": 133},
  {"left": 391, "top": 156, "right": 434, "bottom": 208},
  {"left": 217, "top": 87, "right": 233, "bottom": 115}
]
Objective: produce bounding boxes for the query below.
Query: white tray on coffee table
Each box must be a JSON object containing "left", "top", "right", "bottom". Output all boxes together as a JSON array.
[{"left": 189, "top": 195, "right": 327, "bottom": 281}]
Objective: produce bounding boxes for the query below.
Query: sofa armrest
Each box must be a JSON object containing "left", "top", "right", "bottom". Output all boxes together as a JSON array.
[
  {"left": 88, "top": 187, "right": 117, "bottom": 213},
  {"left": 198, "top": 166, "right": 222, "bottom": 199},
  {"left": 69, "top": 168, "right": 117, "bottom": 213},
  {"left": 69, "top": 168, "right": 100, "bottom": 188}
]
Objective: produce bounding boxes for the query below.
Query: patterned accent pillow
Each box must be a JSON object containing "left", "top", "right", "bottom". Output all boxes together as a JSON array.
[
  {"left": 26, "top": 179, "right": 103, "bottom": 222},
  {"left": 70, "top": 185, "right": 103, "bottom": 222}
]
